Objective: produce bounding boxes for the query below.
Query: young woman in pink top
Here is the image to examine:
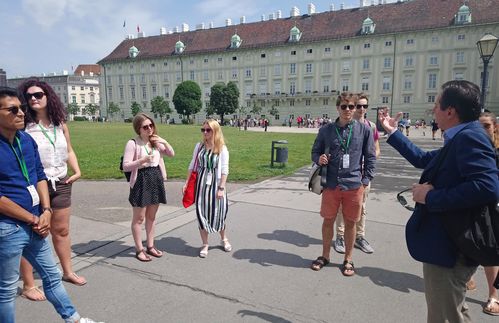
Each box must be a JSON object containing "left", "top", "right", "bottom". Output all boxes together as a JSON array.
[{"left": 122, "top": 113, "right": 174, "bottom": 262}]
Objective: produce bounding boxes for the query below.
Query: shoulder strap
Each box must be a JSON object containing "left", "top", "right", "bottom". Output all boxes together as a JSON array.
[{"left": 320, "top": 146, "right": 330, "bottom": 186}]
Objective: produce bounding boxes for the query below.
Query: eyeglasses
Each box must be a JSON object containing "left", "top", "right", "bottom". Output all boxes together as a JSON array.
[
  {"left": 356, "top": 104, "right": 369, "bottom": 109},
  {"left": 0, "top": 105, "right": 26, "bottom": 115},
  {"left": 396, "top": 188, "right": 415, "bottom": 211},
  {"left": 200, "top": 128, "right": 212, "bottom": 133},
  {"left": 141, "top": 124, "right": 154, "bottom": 130},
  {"left": 25, "top": 92, "right": 45, "bottom": 100},
  {"left": 340, "top": 104, "right": 356, "bottom": 110}
]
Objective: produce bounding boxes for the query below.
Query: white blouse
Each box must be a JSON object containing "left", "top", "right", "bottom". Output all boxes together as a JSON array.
[{"left": 25, "top": 122, "right": 68, "bottom": 189}]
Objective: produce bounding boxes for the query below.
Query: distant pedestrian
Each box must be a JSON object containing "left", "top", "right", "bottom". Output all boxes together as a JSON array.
[
  {"left": 122, "top": 113, "right": 174, "bottom": 262},
  {"left": 183, "top": 119, "right": 231, "bottom": 258},
  {"left": 18, "top": 79, "right": 85, "bottom": 300},
  {"left": 431, "top": 119, "right": 439, "bottom": 140},
  {"left": 0, "top": 86, "right": 102, "bottom": 323}
]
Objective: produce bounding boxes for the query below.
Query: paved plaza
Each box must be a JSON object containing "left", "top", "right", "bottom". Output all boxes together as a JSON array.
[{"left": 16, "top": 126, "right": 495, "bottom": 323}]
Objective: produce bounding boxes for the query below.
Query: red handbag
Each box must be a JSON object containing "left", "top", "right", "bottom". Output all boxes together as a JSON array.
[{"left": 182, "top": 145, "right": 202, "bottom": 208}]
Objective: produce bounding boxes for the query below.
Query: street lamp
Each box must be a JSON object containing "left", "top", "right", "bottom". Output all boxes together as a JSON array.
[{"left": 476, "top": 33, "right": 499, "bottom": 111}]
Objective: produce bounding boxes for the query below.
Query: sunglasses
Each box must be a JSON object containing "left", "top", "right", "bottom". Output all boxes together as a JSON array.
[
  {"left": 25, "top": 92, "right": 45, "bottom": 100},
  {"left": 141, "top": 124, "right": 154, "bottom": 130},
  {"left": 0, "top": 105, "right": 26, "bottom": 115},
  {"left": 340, "top": 104, "right": 356, "bottom": 110},
  {"left": 356, "top": 104, "right": 369, "bottom": 109},
  {"left": 396, "top": 188, "right": 415, "bottom": 211},
  {"left": 200, "top": 128, "right": 212, "bottom": 133}
]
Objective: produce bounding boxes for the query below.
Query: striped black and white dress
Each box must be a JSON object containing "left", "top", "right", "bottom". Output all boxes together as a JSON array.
[{"left": 194, "top": 145, "right": 229, "bottom": 233}]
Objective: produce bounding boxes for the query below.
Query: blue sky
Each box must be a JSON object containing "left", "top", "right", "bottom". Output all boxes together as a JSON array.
[{"left": 2, "top": 0, "right": 395, "bottom": 77}]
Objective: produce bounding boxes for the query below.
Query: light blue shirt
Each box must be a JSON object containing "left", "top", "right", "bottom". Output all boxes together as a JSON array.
[{"left": 443, "top": 121, "right": 474, "bottom": 144}]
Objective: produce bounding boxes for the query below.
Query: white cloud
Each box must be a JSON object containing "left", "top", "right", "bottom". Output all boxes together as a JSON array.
[{"left": 22, "top": 0, "right": 67, "bottom": 29}]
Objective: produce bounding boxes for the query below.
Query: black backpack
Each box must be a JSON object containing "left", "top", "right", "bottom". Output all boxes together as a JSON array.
[{"left": 119, "top": 139, "right": 135, "bottom": 182}]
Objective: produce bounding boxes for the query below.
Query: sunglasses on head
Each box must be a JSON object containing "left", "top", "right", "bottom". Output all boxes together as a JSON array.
[
  {"left": 0, "top": 105, "right": 26, "bottom": 115},
  {"left": 141, "top": 124, "right": 154, "bottom": 130},
  {"left": 25, "top": 92, "right": 45, "bottom": 100},
  {"left": 356, "top": 104, "right": 369, "bottom": 109},
  {"left": 201, "top": 128, "right": 212, "bottom": 133},
  {"left": 340, "top": 104, "right": 356, "bottom": 110},
  {"left": 396, "top": 188, "right": 415, "bottom": 211}
]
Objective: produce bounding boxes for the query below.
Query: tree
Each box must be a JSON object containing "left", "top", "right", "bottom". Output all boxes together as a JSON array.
[
  {"left": 84, "top": 103, "right": 99, "bottom": 120},
  {"left": 107, "top": 102, "right": 120, "bottom": 121},
  {"left": 268, "top": 104, "right": 279, "bottom": 117},
  {"left": 67, "top": 103, "right": 79, "bottom": 119},
  {"left": 238, "top": 105, "right": 247, "bottom": 118},
  {"left": 131, "top": 101, "right": 141, "bottom": 117},
  {"left": 150, "top": 96, "right": 172, "bottom": 123},
  {"left": 209, "top": 82, "right": 240, "bottom": 125},
  {"left": 250, "top": 102, "right": 262, "bottom": 116},
  {"left": 172, "top": 81, "right": 202, "bottom": 122}
]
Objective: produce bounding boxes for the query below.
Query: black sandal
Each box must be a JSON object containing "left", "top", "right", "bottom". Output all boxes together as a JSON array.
[
  {"left": 135, "top": 249, "right": 152, "bottom": 262},
  {"left": 341, "top": 260, "right": 355, "bottom": 277},
  {"left": 311, "top": 256, "right": 330, "bottom": 271}
]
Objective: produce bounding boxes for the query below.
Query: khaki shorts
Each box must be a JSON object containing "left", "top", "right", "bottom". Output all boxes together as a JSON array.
[
  {"left": 320, "top": 186, "right": 364, "bottom": 222},
  {"left": 48, "top": 177, "right": 73, "bottom": 209}
]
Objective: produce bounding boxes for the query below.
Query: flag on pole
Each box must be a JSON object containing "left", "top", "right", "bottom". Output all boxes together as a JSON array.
[
  {"left": 137, "top": 25, "right": 140, "bottom": 33},
  {"left": 123, "top": 20, "right": 126, "bottom": 28}
]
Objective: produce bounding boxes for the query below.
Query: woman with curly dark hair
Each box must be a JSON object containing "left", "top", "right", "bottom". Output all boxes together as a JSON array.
[{"left": 17, "top": 79, "right": 85, "bottom": 301}]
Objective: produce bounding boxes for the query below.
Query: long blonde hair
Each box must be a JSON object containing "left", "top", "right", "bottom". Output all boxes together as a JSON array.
[{"left": 202, "top": 119, "right": 225, "bottom": 154}]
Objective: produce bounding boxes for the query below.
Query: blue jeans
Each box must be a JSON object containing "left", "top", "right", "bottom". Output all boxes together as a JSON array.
[{"left": 0, "top": 221, "right": 80, "bottom": 323}]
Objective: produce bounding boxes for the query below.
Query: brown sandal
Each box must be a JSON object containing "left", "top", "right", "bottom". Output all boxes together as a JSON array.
[
  {"left": 146, "top": 246, "right": 163, "bottom": 258},
  {"left": 62, "top": 272, "right": 87, "bottom": 286},
  {"left": 311, "top": 256, "right": 330, "bottom": 271},
  {"left": 135, "top": 249, "right": 152, "bottom": 262},
  {"left": 341, "top": 260, "right": 355, "bottom": 277}
]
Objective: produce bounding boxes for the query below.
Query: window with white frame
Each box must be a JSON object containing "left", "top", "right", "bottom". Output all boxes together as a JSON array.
[
  {"left": 406, "top": 39, "right": 414, "bottom": 45},
  {"left": 245, "top": 69, "right": 252, "bottom": 77},
  {"left": 260, "top": 66, "right": 266, "bottom": 77},
  {"left": 456, "top": 51, "right": 465, "bottom": 64},
  {"left": 364, "top": 43, "right": 371, "bottom": 49},
  {"left": 304, "top": 79, "right": 312, "bottom": 93},
  {"left": 362, "top": 58, "right": 370, "bottom": 70},
  {"left": 361, "top": 77, "right": 369, "bottom": 91},
  {"left": 429, "top": 56, "right": 438, "bottom": 66},
  {"left": 118, "top": 75, "right": 123, "bottom": 84},
  {"left": 245, "top": 84, "right": 252, "bottom": 96},
  {"left": 322, "top": 79, "right": 330, "bottom": 92},
  {"left": 404, "top": 75, "right": 412, "bottom": 90},
  {"left": 323, "top": 99, "right": 329, "bottom": 106},
  {"left": 164, "top": 86, "right": 169, "bottom": 98},
  {"left": 341, "top": 79, "right": 349, "bottom": 92},
  {"left": 289, "top": 81, "right": 296, "bottom": 95},
  {"left": 203, "top": 71, "right": 209, "bottom": 80},
  {"left": 119, "top": 87, "right": 124, "bottom": 100},
  {"left": 289, "top": 99, "right": 295, "bottom": 106},
  {"left": 322, "top": 61, "right": 331, "bottom": 73},
  {"left": 190, "top": 71, "right": 195, "bottom": 80},
  {"left": 259, "top": 83, "right": 266, "bottom": 95},
  {"left": 385, "top": 41, "right": 392, "bottom": 47},
  {"left": 454, "top": 72, "right": 464, "bottom": 80},
  {"left": 427, "top": 95, "right": 436, "bottom": 103},
  {"left": 274, "top": 64, "right": 281, "bottom": 76},
  {"left": 305, "top": 63, "right": 312, "bottom": 74},
  {"left": 290, "top": 63, "right": 296, "bottom": 75},
  {"left": 305, "top": 99, "right": 311, "bottom": 106},
  {"left": 457, "top": 34, "right": 465, "bottom": 41},
  {"left": 384, "top": 57, "right": 392, "bottom": 68},
  {"left": 428, "top": 73, "right": 437, "bottom": 89},
  {"left": 130, "top": 86, "right": 135, "bottom": 99},
  {"left": 342, "top": 61, "right": 351, "bottom": 72},
  {"left": 405, "top": 55, "right": 414, "bottom": 67},
  {"left": 403, "top": 95, "right": 411, "bottom": 103},
  {"left": 142, "top": 86, "right": 147, "bottom": 100},
  {"left": 382, "top": 96, "right": 389, "bottom": 104},
  {"left": 232, "top": 69, "right": 238, "bottom": 79},
  {"left": 274, "top": 82, "right": 281, "bottom": 95},
  {"left": 382, "top": 76, "right": 391, "bottom": 91},
  {"left": 217, "top": 71, "right": 223, "bottom": 80}
]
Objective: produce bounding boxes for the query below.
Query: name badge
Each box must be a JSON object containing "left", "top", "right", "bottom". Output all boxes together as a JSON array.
[
  {"left": 206, "top": 172, "right": 213, "bottom": 185},
  {"left": 27, "top": 185, "right": 40, "bottom": 207},
  {"left": 342, "top": 154, "right": 350, "bottom": 169}
]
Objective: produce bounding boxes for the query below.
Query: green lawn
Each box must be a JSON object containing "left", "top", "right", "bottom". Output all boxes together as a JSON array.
[{"left": 69, "top": 122, "right": 317, "bottom": 181}]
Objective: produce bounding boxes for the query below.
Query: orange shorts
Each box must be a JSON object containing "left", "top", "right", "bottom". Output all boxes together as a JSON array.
[{"left": 320, "top": 186, "right": 364, "bottom": 222}]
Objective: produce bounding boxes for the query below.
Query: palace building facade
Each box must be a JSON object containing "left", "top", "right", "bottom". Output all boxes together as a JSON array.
[{"left": 98, "top": 0, "right": 499, "bottom": 124}]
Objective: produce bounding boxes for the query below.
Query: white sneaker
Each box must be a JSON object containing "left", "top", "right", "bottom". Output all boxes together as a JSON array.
[{"left": 79, "top": 318, "right": 105, "bottom": 323}]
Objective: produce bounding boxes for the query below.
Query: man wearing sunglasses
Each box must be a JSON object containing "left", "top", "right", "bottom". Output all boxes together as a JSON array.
[
  {"left": 0, "top": 87, "right": 100, "bottom": 323},
  {"left": 379, "top": 80, "right": 499, "bottom": 323},
  {"left": 310, "top": 92, "right": 376, "bottom": 276},
  {"left": 334, "top": 93, "right": 380, "bottom": 255}
]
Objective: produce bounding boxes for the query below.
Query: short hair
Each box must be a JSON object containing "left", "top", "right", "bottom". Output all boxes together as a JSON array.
[
  {"left": 439, "top": 80, "right": 481, "bottom": 123},
  {"left": 0, "top": 87, "right": 20, "bottom": 100},
  {"left": 18, "top": 78, "right": 67, "bottom": 126},
  {"left": 357, "top": 92, "right": 369, "bottom": 102},
  {"left": 336, "top": 92, "right": 356, "bottom": 106},
  {"left": 132, "top": 113, "right": 157, "bottom": 136}
]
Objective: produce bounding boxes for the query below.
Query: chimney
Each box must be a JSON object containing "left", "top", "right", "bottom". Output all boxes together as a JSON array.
[
  {"left": 196, "top": 23, "right": 205, "bottom": 30},
  {"left": 290, "top": 6, "right": 300, "bottom": 17},
  {"left": 330, "top": 4, "right": 335, "bottom": 11},
  {"left": 308, "top": 3, "right": 316, "bottom": 15},
  {"left": 240, "top": 16, "right": 246, "bottom": 24},
  {"left": 209, "top": 22, "right": 214, "bottom": 28},
  {"left": 276, "top": 10, "right": 282, "bottom": 18},
  {"left": 181, "top": 23, "right": 189, "bottom": 32},
  {"left": 126, "top": 34, "right": 135, "bottom": 39},
  {"left": 261, "top": 14, "right": 266, "bottom": 21},
  {"left": 137, "top": 31, "right": 145, "bottom": 38},
  {"left": 174, "top": 26, "right": 179, "bottom": 33},
  {"left": 269, "top": 13, "right": 275, "bottom": 20},
  {"left": 340, "top": 3, "right": 345, "bottom": 10},
  {"left": 160, "top": 27, "right": 167, "bottom": 35}
]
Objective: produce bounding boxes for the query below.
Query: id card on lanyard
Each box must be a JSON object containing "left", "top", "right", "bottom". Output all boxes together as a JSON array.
[
  {"left": 39, "top": 124, "right": 62, "bottom": 166},
  {"left": 335, "top": 123, "right": 353, "bottom": 169},
  {"left": 11, "top": 136, "right": 40, "bottom": 207},
  {"left": 205, "top": 150, "right": 213, "bottom": 185}
]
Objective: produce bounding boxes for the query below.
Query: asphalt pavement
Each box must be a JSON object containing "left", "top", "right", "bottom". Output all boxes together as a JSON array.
[{"left": 15, "top": 126, "right": 496, "bottom": 323}]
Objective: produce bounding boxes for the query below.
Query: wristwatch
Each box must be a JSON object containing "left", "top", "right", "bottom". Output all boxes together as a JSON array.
[
  {"left": 42, "top": 207, "right": 53, "bottom": 215},
  {"left": 218, "top": 186, "right": 225, "bottom": 191}
]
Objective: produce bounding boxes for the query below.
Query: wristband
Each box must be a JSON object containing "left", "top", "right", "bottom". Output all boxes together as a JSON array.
[{"left": 42, "top": 207, "right": 53, "bottom": 215}]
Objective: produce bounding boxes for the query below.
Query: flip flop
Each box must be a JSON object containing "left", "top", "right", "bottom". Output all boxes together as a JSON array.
[
  {"left": 62, "top": 272, "right": 87, "bottom": 286},
  {"left": 135, "top": 249, "right": 152, "bottom": 262},
  {"left": 341, "top": 260, "right": 355, "bottom": 277},
  {"left": 484, "top": 297, "right": 499, "bottom": 316},
  {"left": 21, "top": 286, "right": 46, "bottom": 301},
  {"left": 311, "top": 256, "right": 329, "bottom": 271},
  {"left": 146, "top": 246, "right": 163, "bottom": 258}
]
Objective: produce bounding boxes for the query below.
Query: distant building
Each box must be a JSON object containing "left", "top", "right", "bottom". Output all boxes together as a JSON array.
[
  {"left": 8, "top": 65, "right": 101, "bottom": 120},
  {"left": 0, "top": 69, "right": 7, "bottom": 87},
  {"left": 98, "top": 0, "right": 499, "bottom": 123}
]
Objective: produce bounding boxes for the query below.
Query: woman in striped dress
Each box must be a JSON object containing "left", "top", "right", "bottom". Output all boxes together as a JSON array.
[{"left": 183, "top": 119, "right": 230, "bottom": 258}]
